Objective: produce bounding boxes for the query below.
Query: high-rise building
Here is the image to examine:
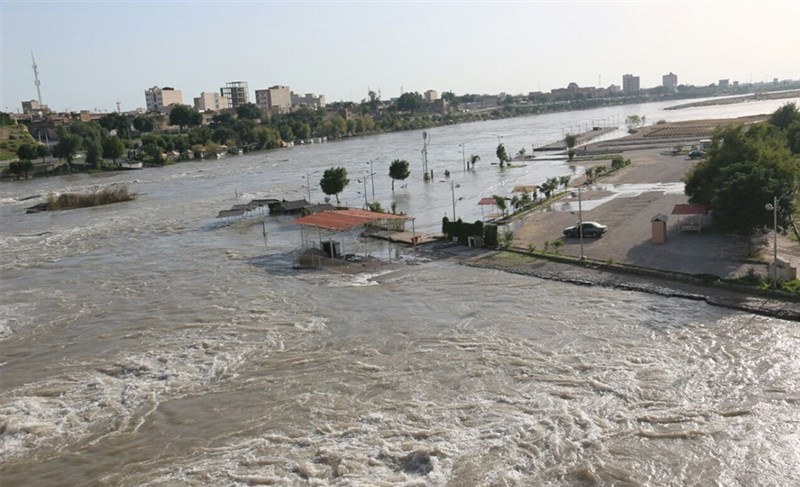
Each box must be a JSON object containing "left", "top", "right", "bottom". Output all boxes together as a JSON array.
[
  {"left": 255, "top": 85, "right": 291, "bottom": 114},
  {"left": 194, "top": 92, "right": 229, "bottom": 112},
  {"left": 622, "top": 74, "right": 640, "bottom": 94},
  {"left": 662, "top": 72, "right": 678, "bottom": 91},
  {"left": 424, "top": 90, "right": 439, "bottom": 103},
  {"left": 220, "top": 81, "right": 249, "bottom": 108},
  {"left": 144, "top": 86, "right": 183, "bottom": 113}
]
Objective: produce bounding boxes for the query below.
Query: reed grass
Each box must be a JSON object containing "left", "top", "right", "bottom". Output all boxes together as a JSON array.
[{"left": 46, "top": 185, "right": 134, "bottom": 211}]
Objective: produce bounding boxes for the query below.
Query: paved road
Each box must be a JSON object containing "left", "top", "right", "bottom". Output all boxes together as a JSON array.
[{"left": 511, "top": 149, "right": 765, "bottom": 279}]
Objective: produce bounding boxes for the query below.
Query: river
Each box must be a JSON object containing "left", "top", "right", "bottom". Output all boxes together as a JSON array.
[{"left": 1, "top": 97, "right": 799, "bottom": 485}]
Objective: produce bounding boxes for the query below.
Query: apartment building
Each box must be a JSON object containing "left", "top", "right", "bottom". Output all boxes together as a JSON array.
[
  {"left": 255, "top": 85, "right": 292, "bottom": 114},
  {"left": 662, "top": 72, "right": 678, "bottom": 91},
  {"left": 193, "top": 91, "right": 230, "bottom": 112},
  {"left": 622, "top": 74, "right": 640, "bottom": 94},
  {"left": 144, "top": 86, "right": 183, "bottom": 113},
  {"left": 220, "top": 81, "right": 249, "bottom": 108}
]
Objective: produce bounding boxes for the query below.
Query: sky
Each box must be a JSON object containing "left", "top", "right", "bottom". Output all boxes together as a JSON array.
[{"left": 2, "top": 1, "right": 799, "bottom": 113}]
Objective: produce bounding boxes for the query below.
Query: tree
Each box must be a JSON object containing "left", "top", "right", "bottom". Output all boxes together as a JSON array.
[
  {"left": 625, "top": 114, "right": 643, "bottom": 131},
  {"left": 388, "top": 159, "right": 410, "bottom": 191},
  {"left": 9, "top": 160, "right": 33, "bottom": 179},
  {"left": 768, "top": 102, "right": 800, "bottom": 131},
  {"left": 559, "top": 175, "right": 571, "bottom": 189},
  {"left": 98, "top": 112, "right": 131, "bottom": 138},
  {"left": 36, "top": 144, "right": 50, "bottom": 163},
  {"left": 684, "top": 121, "right": 798, "bottom": 235},
  {"left": 102, "top": 135, "right": 125, "bottom": 162},
  {"left": 493, "top": 195, "right": 508, "bottom": 216},
  {"left": 16, "top": 143, "right": 39, "bottom": 162},
  {"left": 236, "top": 103, "right": 263, "bottom": 120},
  {"left": 133, "top": 116, "right": 154, "bottom": 133},
  {"left": 565, "top": 134, "right": 577, "bottom": 160},
  {"left": 469, "top": 154, "right": 480, "bottom": 170},
  {"left": 53, "top": 133, "right": 82, "bottom": 166},
  {"left": 396, "top": 92, "right": 423, "bottom": 112},
  {"left": 278, "top": 124, "right": 294, "bottom": 142},
  {"left": 320, "top": 166, "right": 349, "bottom": 204},
  {"left": 169, "top": 105, "right": 202, "bottom": 129},
  {"left": 85, "top": 137, "right": 103, "bottom": 168},
  {"left": 496, "top": 143, "right": 509, "bottom": 167}
]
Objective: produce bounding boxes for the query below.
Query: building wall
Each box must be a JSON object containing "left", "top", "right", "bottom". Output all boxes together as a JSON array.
[
  {"left": 290, "top": 92, "right": 326, "bottom": 109},
  {"left": 424, "top": 90, "right": 438, "bottom": 102},
  {"left": 221, "top": 81, "right": 249, "bottom": 108},
  {"left": 622, "top": 74, "right": 640, "bottom": 94},
  {"left": 267, "top": 86, "right": 292, "bottom": 114},
  {"left": 194, "top": 92, "right": 229, "bottom": 111},
  {"left": 662, "top": 72, "right": 678, "bottom": 90},
  {"left": 145, "top": 86, "right": 183, "bottom": 113}
]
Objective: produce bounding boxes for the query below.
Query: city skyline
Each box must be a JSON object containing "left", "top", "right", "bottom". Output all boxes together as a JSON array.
[{"left": 2, "top": 1, "right": 798, "bottom": 113}]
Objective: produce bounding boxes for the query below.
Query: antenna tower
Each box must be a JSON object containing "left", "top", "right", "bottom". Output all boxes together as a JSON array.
[
  {"left": 31, "top": 52, "right": 43, "bottom": 106},
  {"left": 116, "top": 100, "right": 122, "bottom": 113}
]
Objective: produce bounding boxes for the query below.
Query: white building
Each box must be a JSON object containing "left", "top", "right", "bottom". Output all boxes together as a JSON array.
[
  {"left": 194, "top": 91, "right": 230, "bottom": 112},
  {"left": 255, "top": 85, "right": 292, "bottom": 115},
  {"left": 662, "top": 72, "right": 678, "bottom": 91},
  {"left": 144, "top": 86, "right": 183, "bottom": 113}
]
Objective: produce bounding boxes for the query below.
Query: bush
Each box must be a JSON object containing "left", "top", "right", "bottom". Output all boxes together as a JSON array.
[{"left": 47, "top": 185, "right": 134, "bottom": 211}]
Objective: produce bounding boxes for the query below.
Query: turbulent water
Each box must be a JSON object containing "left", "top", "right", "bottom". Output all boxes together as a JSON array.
[{"left": 2, "top": 99, "right": 799, "bottom": 485}]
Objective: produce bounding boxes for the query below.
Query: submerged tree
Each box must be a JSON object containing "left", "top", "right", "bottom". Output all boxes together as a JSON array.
[
  {"left": 469, "top": 154, "right": 480, "bottom": 170},
  {"left": 496, "top": 143, "right": 509, "bottom": 167},
  {"left": 389, "top": 159, "right": 410, "bottom": 191},
  {"left": 320, "top": 166, "right": 350, "bottom": 204}
]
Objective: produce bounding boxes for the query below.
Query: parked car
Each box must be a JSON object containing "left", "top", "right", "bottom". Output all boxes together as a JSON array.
[
  {"left": 563, "top": 221, "right": 608, "bottom": 238},
  {"left": 688, "top": 149, "right": 704, "bottom": 159}
]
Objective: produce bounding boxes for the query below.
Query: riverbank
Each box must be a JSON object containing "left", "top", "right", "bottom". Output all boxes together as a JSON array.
[{"left": 463, "top": 251, "right": 800, "bottom": 321}]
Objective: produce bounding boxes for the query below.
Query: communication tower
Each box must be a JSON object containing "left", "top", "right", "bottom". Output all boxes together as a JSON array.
[{"left": 31, "top": 52, "right": 43, "bottom": 106}]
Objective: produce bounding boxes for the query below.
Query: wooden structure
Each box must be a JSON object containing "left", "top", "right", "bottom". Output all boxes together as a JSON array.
[
  {"left": 292, "top": 209, "right": 415, "bottom": 268},
  {"left": 651, "top": 214, "right": 668, "bottom": 244},
  {"left": 671, "top": 204, "right": 709, "bottom": 233}
]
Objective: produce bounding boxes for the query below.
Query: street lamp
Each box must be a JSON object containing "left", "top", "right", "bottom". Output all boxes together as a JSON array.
[
  {"left": 459, "top": 143, "right": 466, "bottom": 171},
  {"left": 578, "top": 186, "right": 585, "bottom": 260},
  {"left": 765, "top": 186, "right": 797, "bottom": 288},
  {"left": 765, "top": 198, "right": 778, "bottom": 287},
  {"left": 301, "top": 170, "right": 312, "bottom": 201},
  {"left": 441, "top": 179, "right": 457, "bottom": 219}
]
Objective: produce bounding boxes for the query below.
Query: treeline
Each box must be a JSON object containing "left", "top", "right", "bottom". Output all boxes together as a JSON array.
[{"left": 684, "top": 103, "right": 800, "bottom": 236}]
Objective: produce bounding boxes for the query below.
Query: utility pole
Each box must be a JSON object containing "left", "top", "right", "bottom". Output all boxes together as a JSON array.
[{"left": 116, "top": 100, "right": 121, "bottom": 113}]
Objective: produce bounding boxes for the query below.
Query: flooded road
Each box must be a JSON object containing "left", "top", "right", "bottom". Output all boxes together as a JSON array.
[{"left": 1, "top": 98, "right": 799, "bottom": 485}]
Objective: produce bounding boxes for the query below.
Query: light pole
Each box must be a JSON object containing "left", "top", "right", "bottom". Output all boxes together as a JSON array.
[
  {"left": 459, "top": 143, "right": 466, "bottom": 171},
  {"left": 302, "top": 170, "right": 312, "bottom": 201},
  {"left": 765, "top": 186, "right": 797, "bottom": 287},
  {"left": 578, "top": 186, "right": 585, "bottom": 260}
]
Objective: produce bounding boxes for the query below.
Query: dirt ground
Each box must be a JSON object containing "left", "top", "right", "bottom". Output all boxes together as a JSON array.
[{"left": 510, "top": 146, "right": 798, "bottom": 280}]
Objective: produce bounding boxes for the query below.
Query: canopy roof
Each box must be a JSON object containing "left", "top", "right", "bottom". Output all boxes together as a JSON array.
[
  {"left": 477, "top": 197, "right": 497, "bottom": 206},
  {"left": 294, "top": 208, "right": 412, "bottom": 231},
  {"left": 672, "top": 204, "right": 710, "bottom": 215},
  {"left": 512, "top": 185, "right": 538, "bottom": 193}
]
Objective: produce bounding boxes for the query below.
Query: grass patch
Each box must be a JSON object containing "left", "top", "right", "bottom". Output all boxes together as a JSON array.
[{"left": 47, "top": 185, "right": 134, "bottom": 211}]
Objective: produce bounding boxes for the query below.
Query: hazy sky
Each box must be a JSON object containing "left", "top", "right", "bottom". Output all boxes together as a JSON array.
[{"left": 2, "top": 1, "right": 799, "bottom": 113}]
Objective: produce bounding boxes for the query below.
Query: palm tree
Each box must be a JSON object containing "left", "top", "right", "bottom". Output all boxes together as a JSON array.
[{"left": 469, "top": 154, "right": 480, "bottom": 170}]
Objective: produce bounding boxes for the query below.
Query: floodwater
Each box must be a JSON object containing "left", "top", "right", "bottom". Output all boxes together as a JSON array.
[{"left": 1, "top": 97, "right": 799, "bottom": 485}]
